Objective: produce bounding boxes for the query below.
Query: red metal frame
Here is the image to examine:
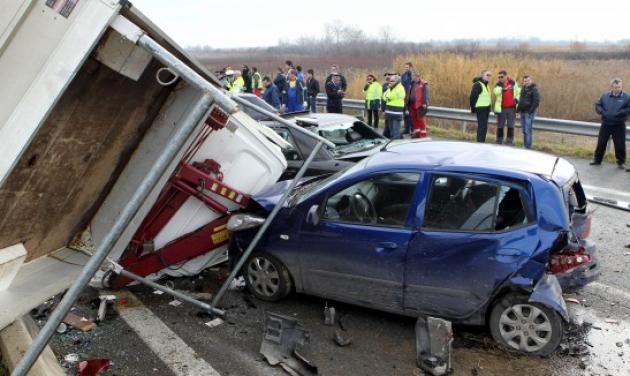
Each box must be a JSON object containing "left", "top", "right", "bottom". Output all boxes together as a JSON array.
[{"left": 110, "top": 107, "right": 250, "bottom": 288}]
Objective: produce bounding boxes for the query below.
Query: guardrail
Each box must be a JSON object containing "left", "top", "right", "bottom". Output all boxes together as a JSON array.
[{"left": 315, "top": 94, "right": 630, "bottom": 140}]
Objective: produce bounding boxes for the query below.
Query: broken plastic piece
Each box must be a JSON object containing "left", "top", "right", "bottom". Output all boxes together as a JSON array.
[
  {"left": 205, "top": 318, "right": 224, "bottom": 328},
  {"left": 415, "top": 316, "right": 453, "bottom": 376},
  {"left": 333, "top": 330, "right": 352, "bottom": 347},
  {"left": 324, "top": 305, "right": 335, "bottom": 326},
  {"left": 77, "top": 359, "right": 111, "bottom": 376},
  {"left": 260, "top": 312, "right": 317, "bottom": 376}
]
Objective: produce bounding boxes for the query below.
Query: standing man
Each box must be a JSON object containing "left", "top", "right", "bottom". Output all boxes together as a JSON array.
[
  {"left": 401, "top": 62, "right": 414, "bottom": 135},
  {"left": 306, "top": 69, "right": 320, "bottom": 113},
  {"left": 228, "top": 70, "right": 245, "bottom": 94},
  {"left": 383, "top": 74, "right": 406, "bottom": 139},
  {"left": 273, "top": 67, "right": 287, "bottom": 98},
  {"left": 381, "top": 72, "right": 393, "bottom": 137},
  {"left": 325, "top": 65, "right": 346, "bottom": 113},
  {"left": 241, "top": 65, "right": 252, "bottom": 94},
  {"left": 493, "top": 70, "right": 520, "bottom": 145},
  {"left": 470, "top": 70, "right": 492, "bottom": 142},
  {"left": 282, "top": 69, "right": 305, "bottom": 113},
  {"left": 591, "top": 78, "right": 630, "bottom": 169},
  {"left": 250, "top": 67, "right": 263, "bottom": 97},
  {"left": 407, "top": 71, "right": 430, "bottom": 138},
  {"left": 262, "top": 76, "right": 281, "bottom": 110},
  {"left": 363, "top": 74, "right": 382, "bottom": 128},
  {"left": 516, "top": 75, "right": 540, "bottom": 149}
]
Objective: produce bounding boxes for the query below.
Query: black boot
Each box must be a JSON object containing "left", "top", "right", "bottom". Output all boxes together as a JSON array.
[
  {"left": 496, "top": 127, "right": 504, "bottom": 144},
  {"left": 505, "top": 127, "right": 515, "bottom": 146}
]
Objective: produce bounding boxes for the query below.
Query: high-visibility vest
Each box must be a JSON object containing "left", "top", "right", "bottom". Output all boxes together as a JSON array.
[
  {"left": 475, "top": 81, "right": 491, "bottom": 108},
  {"left": 229, "top": 77, "right": 245, "bottom": 93},
  {"left": 251, "top": 72, "right": 263, "bottom": 90},
  {"left": 493, "top": 82, "right": 520, "bottom": 112},
  {"left": 363, "top": 82, "right": 382, "bottom": 108},
  {"left": 383, "top": 83, "right": 405, "bottom": 114}
]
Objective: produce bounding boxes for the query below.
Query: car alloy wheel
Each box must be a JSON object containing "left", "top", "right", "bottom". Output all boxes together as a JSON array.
[
  {"left": 244, "top": 253, "right": 292, "bottom": 301},
  {"left": 247, "top": 256, "right": 280, "bottom": 297},
  {"left": 498, "top": 304, "right": 552, "bottom": 353}
]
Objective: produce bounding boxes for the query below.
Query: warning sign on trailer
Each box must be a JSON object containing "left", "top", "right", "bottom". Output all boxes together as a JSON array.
[{"left": 45, "top": 0, "right": 80, "bottom": 18}]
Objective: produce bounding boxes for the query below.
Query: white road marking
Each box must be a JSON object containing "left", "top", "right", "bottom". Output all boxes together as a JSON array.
[
  {"left": 116, "top": 291, "right": 220, "bottom": 376},
  {"left": 584, "top": 281, "right": 630, "bottom": 302},
  {"left": 582, "top": 184, "right": 630, "bottom": 199}
]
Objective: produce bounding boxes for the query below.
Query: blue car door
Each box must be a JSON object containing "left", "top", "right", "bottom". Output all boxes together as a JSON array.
[
  {"left": 404, "top": 173, "right": 537, "bottom": 320},
  {"left": 298, "top": 172, "right": 422, "bottom": 312}
]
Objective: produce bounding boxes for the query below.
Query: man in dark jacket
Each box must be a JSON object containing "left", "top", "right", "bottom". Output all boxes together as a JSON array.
[
  {"left": 241, "top": 65, "right": 252, "bottom": 94},
  {"left": 469, "top": 70, "right": 492, "bottom": 142},
  {"left": 591, "top": 78, "right": 630, "bottom": 169},
  {"left": 325, "top": 74, "right": 344, "bottom": 113},
  {"left": 401, "top": 62, "right": 414, "bottom": 134},
  {"left": 516, "top": 75, "right": 540, "bottom": 149},
  {"left": 262, "top": 76, "right": 281, "bottom": 110},
  {"left": 306, "top": 69, "right": 320, "bottom": 113},
  {"left": 273, "top": 67, "right": 287, "bottom": 99}
]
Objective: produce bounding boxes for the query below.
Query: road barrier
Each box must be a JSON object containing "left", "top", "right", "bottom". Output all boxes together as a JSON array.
[{"left": 316, "top": 95, "right": 630, "bottom": 140}]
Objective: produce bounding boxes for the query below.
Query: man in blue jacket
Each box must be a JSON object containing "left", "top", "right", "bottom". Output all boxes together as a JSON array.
[
  {"left": 591, "top": 78, "right": 630, "bottom": 170},
  {"left": 401, "top": 62, "right": 414, "bottom": 135},
  {"left": 262, "top": 76, "right": 281, "bottom": 110}
]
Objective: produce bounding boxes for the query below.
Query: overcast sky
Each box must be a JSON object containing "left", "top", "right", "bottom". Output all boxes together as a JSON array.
[{"left": 131, "top": 0, "right": 630, "bottom": 49}]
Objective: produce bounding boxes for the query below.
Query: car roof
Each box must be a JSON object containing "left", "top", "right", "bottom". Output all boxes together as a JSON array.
[
  {"left": 365, "top": 141, "right": 575, "bottom": 184},
  {"left": 290, "top": 113, "right": 359, "bottom": 128}
]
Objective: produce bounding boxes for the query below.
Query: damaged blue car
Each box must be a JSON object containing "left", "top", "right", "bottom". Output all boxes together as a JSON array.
[{"left": 228, "top": 141, "right": 598, "bottom": 356}]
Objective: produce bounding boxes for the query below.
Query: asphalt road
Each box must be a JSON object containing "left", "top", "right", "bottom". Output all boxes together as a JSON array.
[{"left": 43, "top": 152, "right": 630, "bottom": 376}]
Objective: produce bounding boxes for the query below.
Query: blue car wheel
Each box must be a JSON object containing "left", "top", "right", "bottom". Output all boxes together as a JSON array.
[
  {"left": 244, "top": 253, "right": 292, "bottom": 301},
  {"left": 489, "top": 294, "right": 563, "bottom": 356}
]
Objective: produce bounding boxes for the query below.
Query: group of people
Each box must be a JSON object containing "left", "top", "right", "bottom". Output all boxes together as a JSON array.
[
  {"left": 470, "top": 69, "right": 540, "bottom": 148},
  {"left": 361, "top": 62, "right": 430, "bottom": 139},
  {"left": 218, "top": 62, "right": 629, "bottom": 169}
]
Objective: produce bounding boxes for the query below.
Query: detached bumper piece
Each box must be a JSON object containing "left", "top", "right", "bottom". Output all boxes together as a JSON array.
[
  {"left": 415, "top": 316, "right": 453, "bottom": 376},
  {"left": 260, "top": 312, "right": 317, "bottom": 376}
]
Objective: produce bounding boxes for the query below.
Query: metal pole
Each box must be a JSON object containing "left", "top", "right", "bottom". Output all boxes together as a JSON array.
[
  {"left": 231, "top": 95, "right": 336, "bottom": 149},
  {"left": 12, "top": 94, "right": 214, "bottom": 376},
  {"left": 137, "top": 35, "right": 239, "bottom": 115},
  {"left": 212, "top": 141, "right": 325, "bottom": 309},
  {"left": 112, "top": 264, "right": 225, "bottom": 316}
]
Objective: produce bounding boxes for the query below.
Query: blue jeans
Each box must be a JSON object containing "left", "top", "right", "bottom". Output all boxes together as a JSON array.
[
  {"left": 307, "top": 96, "right": 317, "bottom": 113},
  {"left": 520, "top": 112, "right": 535, "bottom": 149},
  {"left": 386, "top": 113, "right": 402, "bottom": 139}
]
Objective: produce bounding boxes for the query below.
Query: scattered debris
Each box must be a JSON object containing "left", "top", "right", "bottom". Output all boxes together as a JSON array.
[
  {"left": 324, "top": 304, "right": 336, "bottom": 326},
  {"left": 565, "top": 297, "right": 581, "bottom": 304},
  {"left": 96, "top": 295, "right": 116, "bottom": 322},
  {"left": 205, "top": 318, "right": 224, "bottom": 328},
  {"left": 168, "top": 299, "right": 182, "bottom": 307},
  {"left": 604, "top": 318, "right": 619, "bottom": 325},
  {"left": 153, "top": 290, "right": 165, "bottom": 295},
  {"left": 56, "top": 323, "right": 68, "bottom": 334},
  {"left": 77, "top": 358, "right": 111, "bottom": 376},
  {"left": 616, "top": 342, "right": 624, "bottom": 347},
  {"left": 228, "top": 276, "right": 246, "bottom": 291},
  {"left": 63, "top": 313, "right": 96, "bottom": 332},
  {"left": 415, "top": 316, "right": 453, "bottom": 376},
  {"left": 64, "top": 353, "right": 80, "bottom": 364},
  {"left": 260, "top": 312, "right": 317, "bottom": 376},
  {"left": 333, "top": 330, "right": 352, "bottom": 347}
]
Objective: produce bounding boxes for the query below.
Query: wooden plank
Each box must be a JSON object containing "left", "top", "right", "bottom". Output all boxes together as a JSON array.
[
  {"left": 0, "top": 316, "right": 65, "bottom": 376},
  {"left": 0, "top": 243, "right": 26, "bottom": 291},
  {"left": 62, "top": 312, "right": 95, "bottom": 332}
]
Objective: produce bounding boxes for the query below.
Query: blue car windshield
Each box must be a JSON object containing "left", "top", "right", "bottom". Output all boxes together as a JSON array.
[{"left": 287, "top": 160, "right": 367, "bottom": 206}]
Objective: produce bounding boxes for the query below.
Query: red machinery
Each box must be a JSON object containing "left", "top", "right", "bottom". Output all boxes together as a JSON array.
[{"left": 109, "top": 107, "right": 250, "bottom": 288}]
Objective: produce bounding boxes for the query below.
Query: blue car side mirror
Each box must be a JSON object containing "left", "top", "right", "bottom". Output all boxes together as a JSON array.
[{"left": 306, "top": 204, "right": 320, "bottom": 226}]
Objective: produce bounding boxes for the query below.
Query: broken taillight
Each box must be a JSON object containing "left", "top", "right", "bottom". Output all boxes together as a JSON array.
[{"left": 548, "top": 245, "right": 592, "bottom": 274}]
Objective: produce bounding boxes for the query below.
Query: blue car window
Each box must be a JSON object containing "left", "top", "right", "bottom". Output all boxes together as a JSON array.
[
  {"left": 323, "top": 172, "right": 421, "bottom": 227},
  {"left": 494, "top": 186, "right": 530, "bottom": 231},
  {"left": 424, "top": 175, "right": 499, "bottom": 232},
  {"left": 272, "top": 128, "right": 302, "bottom": 161}
]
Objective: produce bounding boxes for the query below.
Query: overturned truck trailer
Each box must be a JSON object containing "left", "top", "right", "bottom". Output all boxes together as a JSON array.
[{"left": 0, "top": 0, "right": 287, "bottom": 330}]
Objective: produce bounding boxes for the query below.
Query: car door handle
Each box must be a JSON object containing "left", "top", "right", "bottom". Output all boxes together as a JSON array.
[{"left": 376, "top": 242, "right": 398, "bottom": 253}]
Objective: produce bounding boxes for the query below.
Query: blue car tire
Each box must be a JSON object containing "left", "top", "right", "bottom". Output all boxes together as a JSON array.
[
  {"left": 244, "top": 252, "right": 293, "bottom": 301},
  {"left": 489, "top": 293, "right": 563, "bottom": 357}
]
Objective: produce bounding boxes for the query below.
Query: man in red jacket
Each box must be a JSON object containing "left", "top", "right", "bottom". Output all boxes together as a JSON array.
[{"left": 406, "top": 71, "right": 430, "bottom": 138}]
